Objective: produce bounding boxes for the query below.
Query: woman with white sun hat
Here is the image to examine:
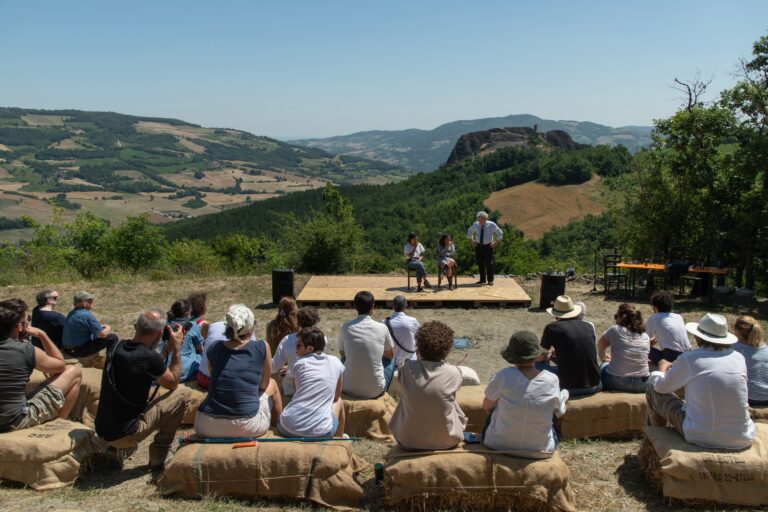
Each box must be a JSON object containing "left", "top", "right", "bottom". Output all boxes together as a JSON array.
[{"left": 645, "top": 312, "right": 755, "bottom": 450}]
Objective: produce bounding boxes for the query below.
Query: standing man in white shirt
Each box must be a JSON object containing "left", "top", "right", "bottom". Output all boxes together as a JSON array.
[
  {"left": 383, "top": 295, "right": 419, "bottom": 366},
  {"left": 467, "top": 211, "right": 503, "bottom": 286},
  {"left": 338, "top": 291, "right": 395, "bottom": 399},
  {"left": 645, "top": 313, "right": 755, "bottom": 450}
]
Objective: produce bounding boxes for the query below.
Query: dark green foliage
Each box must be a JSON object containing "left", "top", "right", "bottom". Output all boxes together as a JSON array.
[
  {"left": 182, "top": 197, "right": 207, "bottom": 209},
  {"left": 48, "top": 193, "right": 81, "bottom": 210},
  {"left": 0, "top": 127, "right": 68, "bottom": 146},
  {"left": 0, "top": 216, "right": 34, "bottom": 231}
]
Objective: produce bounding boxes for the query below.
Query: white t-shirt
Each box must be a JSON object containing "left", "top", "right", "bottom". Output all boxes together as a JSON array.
[
  {"left": 384, "top": 312, "right": 419, "bottom": 366},
  {"left": 272, "top": 332, "right": 328, "bottom": 396},
  {"left": 278, "top": 352, "right": 344, "bottom": 438},
  {"left": 650, "top": 348, "right": 755, "bottom": 450},
  {"left": 199, "top": 321, "right": 226, "bottom": 378},
  {"left": 646, "top": 312, "right": 691, "bottom": 353},
  {"left": 338, "top": 315, "right": 394, "bottom": 399},
  {"left": 602, "top": 325, "right": 650, "bottom": 377},
  {"left": 404, "top": 242, "right": 425, "bottom": 260},
  {"left": 484, "top": 367, "right": 564, "bottom": 453}
]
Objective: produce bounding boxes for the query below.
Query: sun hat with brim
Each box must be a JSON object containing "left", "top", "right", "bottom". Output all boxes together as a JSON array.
[
  {"left": 502, "top": 330, "right": 547, "bottom": 364},
  {"left": 685, "top": 313, "right": 738, "bottom": 345},
  {"left": 546, "top": 295, "right": 582, "bottom": 319}
]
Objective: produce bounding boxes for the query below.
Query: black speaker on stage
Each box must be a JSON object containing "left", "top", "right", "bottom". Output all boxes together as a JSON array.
[
  {"left": 272, "top": 268, "right": 295, "bottom": 304},
  {"left": 539, "top": 272, "right": 566, "bottom": 309}
]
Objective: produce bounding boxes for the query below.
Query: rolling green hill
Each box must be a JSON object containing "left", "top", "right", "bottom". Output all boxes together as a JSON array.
[{"left": 292, "top": 114, "right": 651, "bottom": 172}]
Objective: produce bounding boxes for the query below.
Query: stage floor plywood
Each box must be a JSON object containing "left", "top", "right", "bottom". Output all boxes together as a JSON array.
[{"left": 296, "top": 275, "right": 531, "bottom": 307}]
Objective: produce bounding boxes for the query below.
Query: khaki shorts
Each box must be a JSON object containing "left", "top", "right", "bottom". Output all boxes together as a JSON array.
[
  {"left": 11, "top": 384, "right": 65, "bottom": 431},
  {"left": 194, "top": 394, "right": 272, "bottom": 438}
]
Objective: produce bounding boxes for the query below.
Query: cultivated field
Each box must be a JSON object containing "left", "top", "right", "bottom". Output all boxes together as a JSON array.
[
  {"left": 0, "top": 275, "right": 765, "bottom": 511},
  {"left": 485, "top": 175, "right": 605, "bottom": 239}
]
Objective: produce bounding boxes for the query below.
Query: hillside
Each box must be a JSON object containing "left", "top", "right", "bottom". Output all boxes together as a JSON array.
[
  {"left": 447, "top": 127, "right": 586, "bottom": 164},
  {"left": 0, "top": 107, "right": 404, "bottom": 237},
  {"left": 293, "top": 114, "right": 652, "bottom": 172}
]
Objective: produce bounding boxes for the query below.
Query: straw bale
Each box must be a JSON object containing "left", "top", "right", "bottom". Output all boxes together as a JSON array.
[
  {"left": 342, "top": 393, "right": 396, "bottom": 440},
  {"left": 556, "top": 391, "right": 645, "bottom": 440}
]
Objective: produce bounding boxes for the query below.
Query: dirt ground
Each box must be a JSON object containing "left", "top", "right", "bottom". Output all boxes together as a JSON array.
[{"left": 0, "top": 275, "right": 766, "bottom": 511}]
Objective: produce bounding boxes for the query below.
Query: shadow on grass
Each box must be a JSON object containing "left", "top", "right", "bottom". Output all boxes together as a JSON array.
[
  {"left": 75, "top": 463, "right": 150, "bottom": 490},
  {"left": 615, "top": 453, "right": 667, "bottom": 511}
]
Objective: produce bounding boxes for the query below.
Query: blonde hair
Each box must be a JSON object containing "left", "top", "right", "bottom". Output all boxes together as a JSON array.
[{"left": 734, "top": 315, "right": 764, "bottom": 348}]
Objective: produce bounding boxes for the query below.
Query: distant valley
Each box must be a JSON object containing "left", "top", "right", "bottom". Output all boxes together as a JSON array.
[{"left": 292, "top": 114, "right": 652, "bottom": 172}]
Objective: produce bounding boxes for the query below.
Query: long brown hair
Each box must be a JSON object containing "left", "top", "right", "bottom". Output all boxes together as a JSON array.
[
  {"left": 269, "top": 297, "right": 298, "bottom": 345},
  {"left": 615, "top": 303, "right": 645, "bottom": 334}
]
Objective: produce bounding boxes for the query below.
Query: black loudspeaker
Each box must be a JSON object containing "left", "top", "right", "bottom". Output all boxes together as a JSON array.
[
  {"left": 272, "top": 268, "right": 295, "bottom": 304},
  {"left": 539, "top": 272, "right": 566, "bottom": 309}
]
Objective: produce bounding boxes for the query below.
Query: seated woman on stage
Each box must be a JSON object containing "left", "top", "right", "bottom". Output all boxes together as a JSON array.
[
  {"left": 598, "top": 304, "right": 650, "bottom": 393},
  {"left": 732, "top": 316, "right": 768, "bottom": 406},
  {"left": 389, "top": 321, "right": 467, "bottom": 450},
  {"left": 195, "top": 304, "right": 283, "bottom": 439},
  {"left": 483, "top": 331, "right": 567, "bottom": 455},
  {"left": 404, "top": 232, "right": 431, "bottom": 292},
  {"left": 437, "top": 233, "right": 457, "bottom": 290}
]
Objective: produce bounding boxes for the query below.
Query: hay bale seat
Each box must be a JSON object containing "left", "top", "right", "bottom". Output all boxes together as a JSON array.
[
  {"left": 158, "top": 437, "right": 367, "bottom": 510},
  {"left": 0, "top": 419, "right": 102, "bottom": 490},
  {"left": 179, "top": 381, "right": 207, "bottom": 425},
  {"left": 342, "top": 393, "right": 396, "bottom": 441},
  {"left": 27, "top": 368, "right": 102, "bottom": 429},
  {"left": 639, "top": 424, "right": 768, "bottom": 506},
  {"left": 384, "top": 444, "right": 576, "bottom": 511},
  {"left": 556, "top": 391, "right": 646, "bottom": 440},
  {"left": 751, "top": 405, "right": 768, "bottom": 424},
  {"left": 455, "top": 385, "right": 488, "bottom": 433}
]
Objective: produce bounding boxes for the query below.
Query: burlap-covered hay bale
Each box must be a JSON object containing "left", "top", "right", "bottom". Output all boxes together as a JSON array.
[
  {"left": 556, "top": 392, "right": 645, "bottom": 440},
  {"left": 639, "top": 424, "right": 768, "bottom": 506},
  {"left": 179, "top": 381, "right": 207, "bottom": 425},
  {"left": 27, "top": 368, "right": 102, "bottom": 429},
  {"left": 342, "top": 393, "right": 396, "bottom": 440},
  {"left": 750, "top": 405, "right": 768, "bottom": 424},
  {"left": 75, "top": 350, "right": 106, "bottom": 369},
  {"left": 384, "top": 444, "right": 576, "bottom": 512},
  {"left": 0, "top": 419, "right": 103, "bottom": 490},
  {"left": 456, "top": 385, "right": 488, "bottom": 433},
  {"left": 159, "top": 438, "right": 367, "bottom": 510}
]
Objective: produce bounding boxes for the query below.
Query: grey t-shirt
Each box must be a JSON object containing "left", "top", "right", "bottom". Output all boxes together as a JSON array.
[
  {"left": 603, "top": 325, "right": 650, "bottom": 377},
  {"left": 646, "top": 312, "right": 691, "bottom": 353},
  {"left": 0, "top": 337, "right": 36, "bottom": 431},
  {"left": 338, "top": 315, "right": 394, "bottom": 399}
]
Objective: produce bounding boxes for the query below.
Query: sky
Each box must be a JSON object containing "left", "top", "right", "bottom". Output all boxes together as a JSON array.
[{"left": 0, "top": 1, "right": 766, "bottom": 139}]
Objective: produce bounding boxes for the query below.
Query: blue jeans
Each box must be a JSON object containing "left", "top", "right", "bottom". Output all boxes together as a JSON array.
[
  {"left": 535, "top": 361, "right": 602, "bottom": 397},
  {"left": 383, "top": 356, "right": 396, "bottom": 391},
  {"left": 600, "top": 363, "right": 648, "bottom": 393},
  {"left": 407, "top": 260, "right": 427, "bottom": 280}
]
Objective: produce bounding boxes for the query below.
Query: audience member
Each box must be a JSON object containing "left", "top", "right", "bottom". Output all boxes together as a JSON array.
[
  {"left": 31, "top": 289, "right": 65, "bottom": 349},
  {"left": 188, "top": 291, "right": 210, "bottom": 340},
  {"left": 95, "top": 308, "right": 190, "bottom": 470},
  {"left": 482, "top": 331, "right": 567, "bottom": 454},
  {"left": 0, "top": 298, "right": 82, "bottom": 432},
  {"left": 646, "top": 313, "right": 755, "bottom": 450},
  {"left": 265, "top": 297, "right": 298, "bottom": 355},
  {"left": 195, "top": 304, "right": 282, "bottom": 439},
  {"left": 437, "top": 233, "right": 457, "bottom": 290},
  {"left": 272, "top": 306, "right": 322, "bottom": 397},
  {"left": 405, "top": 232, "right": 431, "bottom": 291},
  {"left": 338, "top": 291, "right": 395, "bottom": 399},
  {"left": 538, "top": 295, "right": 601, "bottom": 397},
  {"left": 598, "top": 304, "right": 650, "bottom": 393},
  {"left": 164, "top": 299, "right": 203, "bottom": 382},
  {"left": 732, "top": 316, "right": 768, "bottom": 406},
  {"left": 62, "top": 291, "right": 118, "bottom": 358},
  {"left": 196, "top": 320, "right": 225, "bottom": 390},
  {"left": 646, "top": 291, "right": 691, "bottom": 364},
  {"left": 383, "top": 295, "right": 419, "bottom": 367},
  {"left": 278, "top": 327, "right": 345, "bottom": 438},
  {"left": 389, "top": 321, "right": 467, "bottom": 450}
]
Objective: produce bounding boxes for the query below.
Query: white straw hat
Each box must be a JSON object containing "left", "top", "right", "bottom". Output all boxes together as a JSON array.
[
  {"left": 546, "top": 295, "right": 582, "bottom": 319},
  {"left": 685, "top": 313, "right": 738, "bottom": 345}
]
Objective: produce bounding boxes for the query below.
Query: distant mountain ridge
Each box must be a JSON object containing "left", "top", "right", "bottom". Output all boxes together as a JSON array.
[
  {"left": 293, "top": 114, "right": 652, "bottom": 172},
  {"left": 446, "top": 127, "right": 586, "bottom": 165}
]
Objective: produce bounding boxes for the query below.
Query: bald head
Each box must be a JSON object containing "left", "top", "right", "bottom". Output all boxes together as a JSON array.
[{"left": 135, "top": 307, "right": 166, "bottom": 336}]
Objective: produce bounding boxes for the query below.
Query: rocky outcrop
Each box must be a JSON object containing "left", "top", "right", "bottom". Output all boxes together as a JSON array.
[{"left": 446, "top": 127, "right": 586, "bottom": 165}]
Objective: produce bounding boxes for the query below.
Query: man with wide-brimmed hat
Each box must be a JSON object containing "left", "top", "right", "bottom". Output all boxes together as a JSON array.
[
  {"left": 537, "top": 295, "right": 601, "bottom": 397},
  {"left": 646, "top": 313, "right": 755, "bottom": 450}
]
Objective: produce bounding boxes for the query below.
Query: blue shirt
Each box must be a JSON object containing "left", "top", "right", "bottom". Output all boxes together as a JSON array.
[
  {"left": 164, "top": 319, "right": 203, "bottom": 383},
  {"left": 733, "top": 343, "right": 768, "bottom": 402},
  {"left": 199, "top": 339, "right": 266, "bottom": 418},
  {"left": 62, "top": 307, "right": 103, "bottom": 347}
]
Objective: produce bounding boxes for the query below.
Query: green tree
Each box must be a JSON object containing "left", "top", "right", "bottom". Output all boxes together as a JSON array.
[
  {"left": 107, "top": 215, "right": 168, "bottom": 272},
  {"left": 65, "top": 212, "right": 111, "bottom": 277}
]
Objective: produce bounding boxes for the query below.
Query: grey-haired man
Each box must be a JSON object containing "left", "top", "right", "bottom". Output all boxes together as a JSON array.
[{"left": 467, "top": 211, "right": 503, "bottom": 286}]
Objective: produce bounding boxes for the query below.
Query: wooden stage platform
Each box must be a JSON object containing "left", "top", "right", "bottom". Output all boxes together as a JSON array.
[{"left": 296, "top": 275, "right": 531, "bottom": 307}]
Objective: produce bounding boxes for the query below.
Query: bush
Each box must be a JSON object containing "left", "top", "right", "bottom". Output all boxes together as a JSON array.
[
  {"left": 107, "top": 215, "right": 168, "bottom": 272},
  {"left": 212, "top": 234, "right": 282, "bottom": 273},
  {"left": 164, "top": 239, "right": 223, "bottom": 275}
]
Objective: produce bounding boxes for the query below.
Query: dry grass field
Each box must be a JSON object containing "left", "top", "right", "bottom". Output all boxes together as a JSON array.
[
  {"left": 0, "top": 274, "right": 765, "bottom": 511},
  {"left": 485, "top": 175, "right": 605, "bottom": 239}
]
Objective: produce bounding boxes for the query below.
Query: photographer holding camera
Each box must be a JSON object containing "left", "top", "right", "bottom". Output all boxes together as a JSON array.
[{"left": 94, "top": 308, "right": 190, "bottom": 472}]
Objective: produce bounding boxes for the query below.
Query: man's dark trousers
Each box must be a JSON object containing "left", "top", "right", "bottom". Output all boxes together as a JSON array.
[{"left": 475, "top": 244, "right": 494, "bottom": 283}]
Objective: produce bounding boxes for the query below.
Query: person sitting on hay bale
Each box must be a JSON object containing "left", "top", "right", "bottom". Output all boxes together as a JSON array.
[
  {"left": 30, "top": 289, "right": 65, "bottom": 349},
  {"left": 265, "top": 297, "right": 298, "bottom": 355},
  {"left": 482, "top": 331, "right": 567, "bottom": 455},
  {"left": 383, "top": 295, "right": 419, "bottom": 367},
  {"left": 537, "top": 295, "right": 602, "bottom": 397},
  {"left": 272, "top": 306, "right": 324, "bottom": 398},
  {"left": 195, "top": 304, "right": 282, "bottom": 439},
  {"left": 732, "top": 316, "right": 768, "bottom": 407},
  {"left": 0, "top": 298, "right": 82, "bottom": 432},
  {"left": 62, "top": 290, "right": 118, "bottom": 358},
  {"left": 163, "top": 299, "right": 203, "bottom": 383},
  {"left": 278, "top": 326, "right": 345, "bottom": 438},
  {"left": 339, "top": 291, "right": 396, "bottom": 399},
  {"left": 645, "top": 312, "right": 755, "bottom": 450},
  {"left": 196, "top": 319, "right": 225, "bottom": 390},
  {"left": 95, "top": 308, "right": 190, "bottom": 471},
  {"left": 187, "top": 291, "right": 210, "bottom": 340},
  {"left": 389, "top": 321, "right": 467, "bottom": 450},
  {"left": 598, "top": 304, "right": 650, "bottom": 393},
  {"left": 646, "top": 291, "right": 691, "bottom": 365}
]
